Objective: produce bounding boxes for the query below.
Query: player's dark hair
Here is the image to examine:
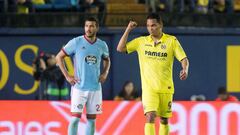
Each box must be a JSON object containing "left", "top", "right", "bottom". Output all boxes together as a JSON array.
[
  {"left": 218, "top": 86, "right": 227, "bottom": 94},
  {"left": 147, "top": 13, "right": 163, "bottom": 24},
  {"left": 85, "top": 17, "right": 99, "bottom": 27}
]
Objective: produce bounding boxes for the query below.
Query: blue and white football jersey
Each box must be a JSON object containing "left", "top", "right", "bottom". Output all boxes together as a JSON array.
[{"left": 62, "top": 35, "right": 109, "bottom": 91}]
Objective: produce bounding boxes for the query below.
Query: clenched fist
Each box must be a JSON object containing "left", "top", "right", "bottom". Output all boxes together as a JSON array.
[{"left": 126, "top": 21, "right": 137, "bottom": 31}]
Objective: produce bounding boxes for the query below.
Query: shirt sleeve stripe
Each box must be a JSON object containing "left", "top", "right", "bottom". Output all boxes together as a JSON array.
[{"left": 61, "top": 48, "right": 69, "bottom": 56}]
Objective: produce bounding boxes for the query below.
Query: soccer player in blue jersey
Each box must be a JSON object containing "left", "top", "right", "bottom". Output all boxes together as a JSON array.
[{"left": 56, "top": 17, "right": 111, "bottom": 135}]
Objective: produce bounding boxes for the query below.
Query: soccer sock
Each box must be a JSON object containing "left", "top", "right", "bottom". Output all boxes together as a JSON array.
[
  {"left": 85, "top": 119, "right": 96, "bottom": 135},
  {"left": 159, "top": 123, "right": 170, "bottom": 135},
  {"left": 68, "top": 116, "right": 80, "bottom": 135},
  {"left": 144, "top": 123, "right": 155, "bottom": 135}
]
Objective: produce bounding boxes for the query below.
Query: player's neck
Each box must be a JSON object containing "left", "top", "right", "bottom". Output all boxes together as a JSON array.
[
  {"left": 151, "top": 33, "right": 163, "bottom": 42},
  {"left": 84, "top": 35, "right": 97, "bottom": 43}
]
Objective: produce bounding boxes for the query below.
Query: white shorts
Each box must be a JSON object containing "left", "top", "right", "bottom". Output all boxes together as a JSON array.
[{"left": 70, "top": 87, "right": 102, "bottom": 114}]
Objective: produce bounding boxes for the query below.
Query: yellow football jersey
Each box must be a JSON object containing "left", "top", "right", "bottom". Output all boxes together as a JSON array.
[{"left": 126, "top": 33, "right": 187, "bottom": 94}]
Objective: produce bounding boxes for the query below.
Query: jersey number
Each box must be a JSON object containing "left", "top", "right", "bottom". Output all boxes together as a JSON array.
[{"left": 96, "top": 104, "right": 102, "bottom": 112}]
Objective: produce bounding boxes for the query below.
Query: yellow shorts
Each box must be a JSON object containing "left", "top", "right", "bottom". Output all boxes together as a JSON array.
[{"left": 142, "top": 91, "right": 173, "bottom": 118}]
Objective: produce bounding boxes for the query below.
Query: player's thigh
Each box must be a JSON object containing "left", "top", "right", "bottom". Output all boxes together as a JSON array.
[
  {"left": 158, "top": 94, "right": 173, "bottom": 118},
  {"left": 142, "top": 90, "right": 160, "bottom": 114},
  {"left": 70, "top": 87, "right": 88, "bottom": 113},
  {"left": 86, "top": 90, "right": 102, "bottom": 114}
]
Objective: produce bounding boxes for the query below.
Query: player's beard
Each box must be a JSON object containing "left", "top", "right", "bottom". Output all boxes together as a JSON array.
[
  {"left": 86, "top": 32, "right": 96, "bottom": 38},
  {"left": 150, "top": 31, "right": 162, "bottom": 38},
  {"left": 150, "top": 32, "right": 158, "bottom": 38}
]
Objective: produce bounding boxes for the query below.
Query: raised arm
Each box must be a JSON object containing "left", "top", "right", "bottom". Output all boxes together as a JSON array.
[
  {"left": 116, "top": 21, "right": 137, "bottom": 53},
  {"left": 179, "top": 57, "right": 189, "bottom": 80},
  {"left": 56, "top": 50, "right": 78, "bottom": 85}
]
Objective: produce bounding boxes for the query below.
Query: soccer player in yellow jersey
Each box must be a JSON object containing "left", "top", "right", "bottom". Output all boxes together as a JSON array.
[{"left": 117, "top": 13, "right": 189, "bottom": 135}]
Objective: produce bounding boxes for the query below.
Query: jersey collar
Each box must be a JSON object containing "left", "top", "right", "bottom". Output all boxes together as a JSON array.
[
  {"left": 147, "top": 33, "right": 166, "bottom": 44},
  {"left": 84, "top": 35, "right": 97, "bottom": 45}
]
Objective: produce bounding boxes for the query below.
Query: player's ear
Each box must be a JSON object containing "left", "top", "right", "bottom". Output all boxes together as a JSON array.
[
  {"left": 96, "top": 26, "right": 99, "bottom": 32},
  {"left": 159, "top": 22, "right": 163, "bottom": 28}
]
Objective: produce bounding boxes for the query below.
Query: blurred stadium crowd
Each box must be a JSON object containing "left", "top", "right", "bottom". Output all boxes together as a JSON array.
[
  {"left": 0, "top": 0, "right": 239, "bottom": 14},
  {"left": 0, "top": 0, "right": 240, "bottom": 28}
]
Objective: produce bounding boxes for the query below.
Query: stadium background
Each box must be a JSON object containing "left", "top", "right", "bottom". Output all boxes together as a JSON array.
[{"left": 0, "top": 0, "right": 240, "bottom": 134}]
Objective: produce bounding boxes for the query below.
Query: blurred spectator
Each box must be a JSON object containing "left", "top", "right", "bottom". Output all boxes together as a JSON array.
[
  {"left": 196, "top": 0, "right": 209, "bottom": 13},
  {"left": 79, "top": 0, "right": 105, "bottom": 13},
  {"left": 190, "top": 94, "right": 206, "bottom": 101},
  {"left": 114, "top": 81, "right": 140, "bottom": 101},
  {"left": 215, "top": 86, "right": 238, "bottom": 101},
  {"left": 167, "top": 0, "right": 196, "bottom": 12},
  {"left": 144, "top": 0, "right": 233, "bottom": 13},
  {"left": 233, "top": 0, "right": 240, "bottom": 11},
  {"left": 145, "top": 0, "right": 168, "bottom": 12},
  {"left": 145, "top": 0, "right": 196, "bottom": 13},
  {"left": 207, "top": 0, "right": 233, "bottom": 13},
  {"left": 213, "top": 0, "right": 226, "bottom": 12},
  {"left": 32, "top": 0, "right": 46, "bottom": 5},
  {"left": 213, "top": 0, "right": 233, "bottom": 13},
  {"left": 17, "top": 0, "right": 34, "bottom": 14},
  {"left": 145, "top": 0, "right": 158, "bottom": 12},
  {"left": 33, "top": 52, "right": 69, "bottom": 100},
  {"left": 158, "top": 0, "right": 166, "bottom": 11}
]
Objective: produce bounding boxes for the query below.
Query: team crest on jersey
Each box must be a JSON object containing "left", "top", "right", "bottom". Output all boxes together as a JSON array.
[
  {"left": 81, "top": 46, "right": 86, "bottom": 49},
  {"left": 77, "top": 104, "right": 83, "bottom": 110},
  {"left": 161, "top": 44, "right": 166, "bottom": 49},
  {"left": 85, "top": 55, "right": 97, "bottom": 65}
]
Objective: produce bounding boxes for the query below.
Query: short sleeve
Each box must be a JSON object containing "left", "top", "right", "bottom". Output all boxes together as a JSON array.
[
  {"left": 62, "top": 38, "right": 76, "bottom": 56},
  {"left": 126, "top": 37, "right": 140, "bottom": 54},
  {"left": 102, "top": 41, "right": 109, "bottom": 59},
  {"left": 173, "top": 37, "right": 187, "bottom": 61}
]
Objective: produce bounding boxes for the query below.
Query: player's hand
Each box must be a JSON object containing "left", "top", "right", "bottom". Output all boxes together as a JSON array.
[
  {"left": 126, "top": 21, "right": 137, "bottom": 31},
  {"left": 180, "top": 69, "right": 188, "bottom": 80},
  {"left": 66, "top": 75, "right": 79, "bottom": 85},
  {"left": 99, "top": 73, "right": 107, "bottom": 83}
]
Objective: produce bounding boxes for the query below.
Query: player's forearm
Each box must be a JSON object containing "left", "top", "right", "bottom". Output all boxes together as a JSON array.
[
  {"left": 116, "top": 29, "right": 131, "bottom": 52},
  {"left": 102, "top": 57, "right": 111, "bottom": 76},
  {"left": 181, "top": 58, "right": 189, "bottom": 72},
  {"left": 56, "top": 54, "right": 70, "bottom": 78}
]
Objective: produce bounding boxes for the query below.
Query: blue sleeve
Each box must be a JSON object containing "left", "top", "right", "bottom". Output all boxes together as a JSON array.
[
  {"left": 62, "top": 38, "right": 76, "bottom": 56},
  {"left": 102, "top": 41, "right": 109, "bottom": 59}
]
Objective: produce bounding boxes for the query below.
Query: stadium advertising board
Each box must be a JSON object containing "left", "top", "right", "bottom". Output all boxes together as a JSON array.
[{"left": 0, "top": 101, "right": 239, "bottom": 135}]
